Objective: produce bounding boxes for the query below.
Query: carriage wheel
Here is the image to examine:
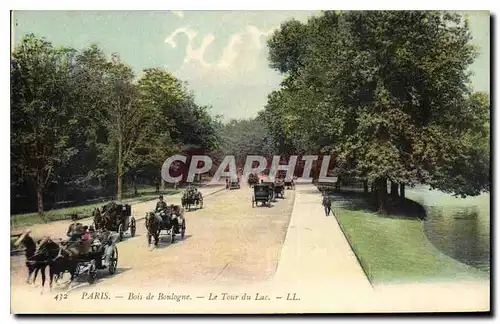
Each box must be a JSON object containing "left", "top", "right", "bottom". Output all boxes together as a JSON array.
[
  {"left": 268, "top": 199, "right": 272, "bottom": 207},
  {"left": 108, "top": 246, "right": 118, "bottom": 275},
  {"left": 118, "top": 224, "right": 124, "bottom": 241},
  {"left": 130, "top": 217, "right": 136, "bottom": 237},
  {"left": 181, "top": 221, "right": 186, "bottom": 240},
  {"left": 87, "top": 260, "right": 97, "bottom": 284},
  {"left": 170, "top": 228, "right": 175, "bottom": 244}
]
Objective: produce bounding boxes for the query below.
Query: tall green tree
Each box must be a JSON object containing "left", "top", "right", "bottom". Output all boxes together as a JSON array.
[
  {"left": 100, "top": 54, "right": 153, "bottom": 200},
  {"left": 11, "top": 34, "right": 79, "bottom": 218},
  {"left": 265, "top": 11, "right": 490, "bottom": 213}
]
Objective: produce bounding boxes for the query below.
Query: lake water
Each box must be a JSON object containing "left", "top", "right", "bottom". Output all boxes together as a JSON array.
[{"left": 406, "top": 186, "right": 490, "bottom": 272}]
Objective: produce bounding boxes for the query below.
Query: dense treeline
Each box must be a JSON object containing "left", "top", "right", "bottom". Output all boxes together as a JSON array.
[
  {"left": 11, "top": 34, "right": 220, "bottom": 217},
  {"left": 261, "top": 11, "right": 490, "bottom": 213},
  {"left": 11, "top": 11, "right": 491, "bottom": 218}
]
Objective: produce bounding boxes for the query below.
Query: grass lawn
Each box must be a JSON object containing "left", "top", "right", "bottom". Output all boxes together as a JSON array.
[
  {"left": 333, "top": 199, "right": 489, "bottom": 285},
  {"left": 11, "top": 188, "right": 180, "bottom": 229}
]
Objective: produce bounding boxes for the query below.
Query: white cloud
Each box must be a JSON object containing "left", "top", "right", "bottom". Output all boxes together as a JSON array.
[
  {"left": 171, "top": 11, "right": 184, "bottom": 18},
  {"left": 164, "top": 24, "right": 278, "bottom": 83},
  {"left": 164, "top": 24, "right": 282, "bottom": 120}
]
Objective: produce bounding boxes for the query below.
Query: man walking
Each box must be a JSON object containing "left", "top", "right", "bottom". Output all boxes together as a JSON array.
[{"left": 322, "top": 193, "right": 332, "bottom": 216}]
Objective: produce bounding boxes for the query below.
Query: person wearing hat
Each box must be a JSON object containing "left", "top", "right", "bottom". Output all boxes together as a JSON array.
[
  {"left": 155, "top": 195, "right": 168, "bottom": 213},
  {"left": 322, "top": 192, "right": 332, "bottom": 216}
]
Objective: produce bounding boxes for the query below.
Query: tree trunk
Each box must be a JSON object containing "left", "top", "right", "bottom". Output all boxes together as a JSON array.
[
  {"left": 162, "top": 178, "right": 166, "bottom": 190},
  {"left": 133, "top": 173, "right": 138, "bottom": 196},
  {"left": 400, "top": 183, "right": 405, "bottom": 199},
  {"left": 376, "top": 177, "right": 388, "bottom": 214},
  {"left": 335, "top": 176, "right": 341, "bottom": 192},
  {"left": 116, "top": 138, "right": 123, "bottom": 201},
  {"left": 390, "top": 181, "right": 399, "bottom": 197},
  {"left": 363, "top": 180, "right": 369, "bottom": 194},
  {"left": 36, "top": 185, "right": 44, "bottom": 218}
]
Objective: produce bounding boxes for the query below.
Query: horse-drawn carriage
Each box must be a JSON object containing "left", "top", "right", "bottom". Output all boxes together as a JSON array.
[
  {"left": 229, "top": 178, "right": 240, "bottom": 190},
  {"left": 247, "top": 173, "right": 259, "bottom": 188},
  {"left": 262, "top": 181, "right": 276, "bottom": 201},
  {"left": 145, "top": 204, "right": 186, "bottom": 247},
  {"left": 25, "top": 226, "right": 119, "bottom": 289},
  {"left": 181, "top": 188, "right": 203, "bottom": 210},
  {"left": 284, "top": 179, "right": 295, "bottom": 190},
  {"left": 92, "top": 202, "right": 136, "bottom": 241},
  {"left": 251, "top": 184, "right": 272, "bottom": 207},
  {"left": 274, "top": 180, "right": 285, "bottom": 199},
  {"left": 64, "top": 229, "right": 119, "bottom": 284}
]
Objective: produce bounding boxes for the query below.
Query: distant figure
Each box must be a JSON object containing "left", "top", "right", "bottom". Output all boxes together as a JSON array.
[
  {"left": 154, "top": 177, "right": 160, "bottom": 194},
  {"left": 322, "top": 193, "right": 332, "bottom": 216},
  {"left": 226, "top": 178, "right": 229, "bottom": 189}
]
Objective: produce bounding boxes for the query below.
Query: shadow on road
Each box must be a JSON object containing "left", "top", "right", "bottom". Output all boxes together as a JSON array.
[
  {"left": 154, "top": 234, "right": 193, "bottom": 249},
  {"left": 48, "top": 266, "right": 133, "bottom": 294}
]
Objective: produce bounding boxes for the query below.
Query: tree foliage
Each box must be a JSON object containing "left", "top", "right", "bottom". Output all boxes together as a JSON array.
[
  {"left": 264, "top": 11, "right": 490, "bottom": 212},
  {"left": 11, "top": 34, "right": 221, "bottom": 216}
]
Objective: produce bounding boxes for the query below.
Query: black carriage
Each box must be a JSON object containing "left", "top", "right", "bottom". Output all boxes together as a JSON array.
[
  {"left": 95, "top": 202, "right": 136, "bottom": 241},
  {"left": 274, "top": 181, "right": 285, "bottom": 199},
  {"left": 58, "top": 230, "right": 119, "bottom": 284},
  {"left": 284, "top": 179, "right": 295, "bottom": 190},
  {"left": 150, "top": 205, "right": 186, "bottom": 245},
  {"left": 252, "top": 184, "right": 272, "bottom": 207},
  {"left": 181, "top": 190, "right": 203, "bottom": 211},
  {"left": 229, "top": 178, "right": 240, "bottom": 190},
  {"left": 262, "top": 182, "right": 276, "bottom": 200}
]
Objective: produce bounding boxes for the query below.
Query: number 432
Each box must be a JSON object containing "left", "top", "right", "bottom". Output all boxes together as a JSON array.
[{"left": 54, "top": 293, "right": 68, "bottom": 301}]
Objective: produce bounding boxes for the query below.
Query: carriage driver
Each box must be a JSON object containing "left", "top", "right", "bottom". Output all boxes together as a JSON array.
[{"left": 156, "top": 195, "right": 168, "bottom": 212}]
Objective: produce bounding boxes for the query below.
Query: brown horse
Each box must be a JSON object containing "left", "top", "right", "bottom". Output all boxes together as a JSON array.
[
  {"left": 92, "top": 208, "right": 115, "bottom": 230},
  {"left": 145, "top": 211, "right": 161, "bottom": 247},
  {"left": 14, "top": 231, "right": 43, "bottom": 286},
  {"left": 43, "top": 237, "right": 80, "bottom": 291},
  {"left": 22, "top": 236, "right": 77, "bottom": 293}
]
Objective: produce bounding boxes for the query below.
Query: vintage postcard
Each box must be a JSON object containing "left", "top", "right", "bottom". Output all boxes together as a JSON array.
[{"left": 10, "top": 10, "right": 490, "bottom": 314}]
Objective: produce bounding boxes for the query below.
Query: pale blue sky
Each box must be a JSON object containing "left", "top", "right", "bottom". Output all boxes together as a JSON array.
[{"left": 12, "top": 10, "right": 490, "bottom": 121}]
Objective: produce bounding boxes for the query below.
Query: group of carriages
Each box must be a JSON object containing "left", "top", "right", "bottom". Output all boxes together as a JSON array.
[
  {"left": 250, "top": 173, "right": 296, "bottom": 208},
  {"left": 16, "top": 195, "right": 191, "bottom": 291}
]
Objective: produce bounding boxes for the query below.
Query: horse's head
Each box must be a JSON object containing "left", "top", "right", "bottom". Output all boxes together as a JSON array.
[{"left": 35, "top": 236, "right": 62, "bottom": 259}]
